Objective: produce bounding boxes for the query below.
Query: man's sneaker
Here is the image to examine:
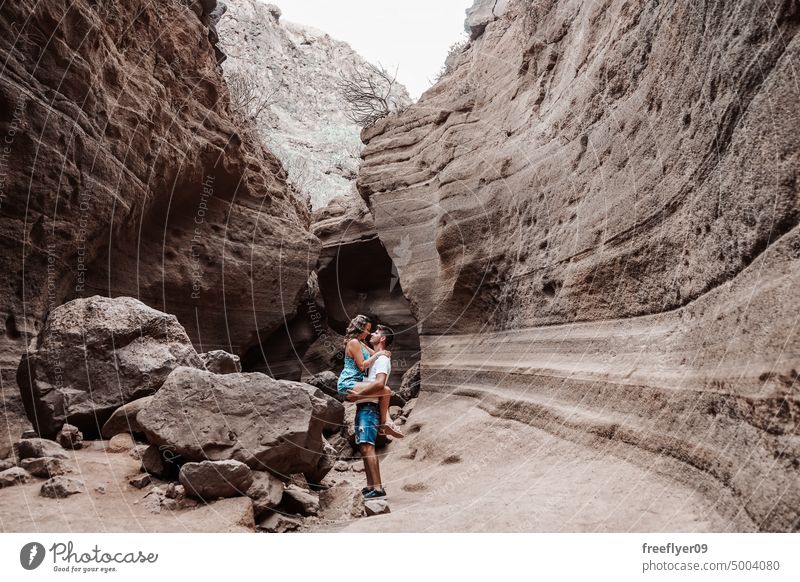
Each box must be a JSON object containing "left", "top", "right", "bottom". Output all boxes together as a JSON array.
[
  {"left": 361, "top": 487, "right": 373, "bottom": 496},
  {"left": 363, "top": 488, "right": 386, "bottom": 499}
]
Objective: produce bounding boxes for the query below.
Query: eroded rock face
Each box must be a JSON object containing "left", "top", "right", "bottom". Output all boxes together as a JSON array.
[
  {"left": 17, "top": 296, "right": 203, "bottom": 438},
  {"left": 357, "top": 0, "right": 800, "bottom": 531},
  {"left": 0, "top": 0, "right": 319, "bottom": 388},
  {"left": 137, "top": 367, "right": 330, "bottom": 476},
  {"left": 218, "top": 0, "right": 410, "bottom": 208}
]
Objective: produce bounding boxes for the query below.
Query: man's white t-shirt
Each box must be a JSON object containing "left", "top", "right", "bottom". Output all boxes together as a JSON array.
[{"left": 361, "top": 354, "right": 391, "bottom": 404}]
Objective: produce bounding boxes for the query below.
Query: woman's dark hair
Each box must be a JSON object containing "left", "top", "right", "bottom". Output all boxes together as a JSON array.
[
  {"left": 344, "top": 314, "right": 371, "bottom": 343},
  {"left": 375, "top": 324, "right": 394, "bottom": 347}
]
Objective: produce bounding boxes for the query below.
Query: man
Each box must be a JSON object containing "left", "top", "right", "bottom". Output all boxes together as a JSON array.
[{"left": 346, "top": 324, "right": 403, "bottom": 499}]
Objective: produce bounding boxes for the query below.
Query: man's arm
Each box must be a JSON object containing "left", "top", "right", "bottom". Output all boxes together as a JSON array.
[{"left": 347, "top": 372, "right": 388, "bottom": 399}]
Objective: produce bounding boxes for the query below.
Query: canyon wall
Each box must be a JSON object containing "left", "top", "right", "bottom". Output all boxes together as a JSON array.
[
  {"left": 357, "top": 0, "right": 800, "bottom": 530},
  {"left": 218, "top": 0, "right": 410, "bottom": 209},
  {"left": 0, "top": 0, "right": 319, "bottom": 449}
]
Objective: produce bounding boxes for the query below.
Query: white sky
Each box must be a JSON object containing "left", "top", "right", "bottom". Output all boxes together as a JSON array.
[{"left": 276, "top": 0, "right": 471, "bottom": 99}]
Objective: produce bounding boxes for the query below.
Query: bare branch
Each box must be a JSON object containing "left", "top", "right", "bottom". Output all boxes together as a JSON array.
[{"left": 337, "top": 61, "right": 403, "bottom": 128}]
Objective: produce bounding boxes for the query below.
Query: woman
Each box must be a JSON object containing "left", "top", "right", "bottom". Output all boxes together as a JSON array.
[{"left": 337, "top": 314, "right": 402, "bottom": 437}]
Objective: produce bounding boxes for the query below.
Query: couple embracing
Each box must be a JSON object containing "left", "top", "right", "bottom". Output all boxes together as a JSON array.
[{"left": 337, "top": 314, "right": 404, "bottom": 500}]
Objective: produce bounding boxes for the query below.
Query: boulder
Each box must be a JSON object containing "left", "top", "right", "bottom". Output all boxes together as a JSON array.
[
  {"left": 101, "top": 397, "right": 153, "bottom": 438},
  {"left": 16, "top": 296, "right": 204, "bottom": 438},
  {"left": 0, "top": 467, "right": 32, "bottom": 488},
  {"left": 245, "top": 471, "right": 285, "bottom": 518},
  {"left": 302, "top": 371, "right": 340, "bottom": 401},
  {"left": 397, "top": 361, "right": 421, "bottom": 402},
  {"left": 129, "top": 444, "right": 150, "bottom": 461},
  {"left": 107, "top": 433, "right": 136, "bottom": 453},
  {"left": 15, "top": 438, "right": 68, "bottom": 460},
  {"left": 319, "top": 480, "right": 366, "bottom": 520},
  {"left": 19, "top": 457, "right": 68, "bottom": 478},
  {"left": 281, "top": 484, "right": 320, "bottom": 516},
  {"left": 128, "top": 474, "right": 152, "bottom": 489},
  {"left": 464, "top": 0, "right": 508, "bottom": 39},
  {"left": 304, "top": 437, "right": 337, "bottom": 487},
  {"left": 199, "top": 350, "right": 242, "bottom": 374},
  {"left": 364, "top": 498, "right": 391, "bottom": 516},
  {"left": 296, "top": 382, "right": 344, "bottom": 436},
  {"left": 40, "top": 476, "right": 83, "bottom": 498},
  {"left": 138, "top": 367, "right": 328, "bottom": 476},
  {"left": 56, "top": 424, "right": 83, "bottom": 450},
  {"left": 257, "top": 511, "right": 302, "bottom": 533},
  {"left": 179, "top": 460, "right": 254, "bottom": 501},
  {"left": 140, "top": 445, "right": 180, "bottom": 480}
]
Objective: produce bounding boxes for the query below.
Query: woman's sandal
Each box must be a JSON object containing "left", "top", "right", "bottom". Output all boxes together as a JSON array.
[{"left": 380, "top": 421, "right": 405, "bottom": 439}]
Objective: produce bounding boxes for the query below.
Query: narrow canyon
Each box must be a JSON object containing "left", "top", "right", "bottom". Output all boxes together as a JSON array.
[{"left": 0, "top": 0, "right": 797, "bottom": 532}]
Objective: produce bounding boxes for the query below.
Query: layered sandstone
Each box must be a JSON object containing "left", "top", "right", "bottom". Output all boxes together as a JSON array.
[
  {"left": 357, "top": 0, "right": 800, "bottom": 531},
  {"left": 0, "top": 0, "right": 319, "bottom": 386}
]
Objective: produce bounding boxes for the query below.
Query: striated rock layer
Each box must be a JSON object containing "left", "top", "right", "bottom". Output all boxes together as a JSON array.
[
  {"left": 357, "top": 0, "right": 800, "bottom": 530},
  {"left": 0, "top": 0, "right": 319, "bottom": 389}
]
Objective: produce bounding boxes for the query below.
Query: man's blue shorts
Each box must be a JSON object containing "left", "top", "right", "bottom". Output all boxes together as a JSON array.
[{"left": 355, "top": 402, "right": 380, "bottom": 446}]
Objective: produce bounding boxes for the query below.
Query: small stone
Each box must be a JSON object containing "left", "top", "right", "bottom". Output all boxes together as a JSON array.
[
  {"left": 95, "top": 485, "right": 107, "bottom": 494},
  {"left": 352, "top": 463, "right": 365, "bottom": 473},
  {"left": 21, "top": 430, "right": 38, "bottom": 439},
  {"left": 246, "top": 471, "right": 284, "bottom": 518},
  {"left": 0, "top": 459, "right": 14, "bottom": 472},
  {"left": 56, "top": 424, "right": 83, "bottom": 450},
  {"left": 165, "top": 482, "right": 185, "bottom": 499},
  {"left": 282, "top": 484, "right": 320, "bottom": 516},
  {"left": 101, "top": 397, "right": 153, "bottom": 439},
  {"left": 20, "top": 457, "right": 68, "bottom": 478},
  {"left": 0, "top": 467, "right": 32, "bottom": 488},
  {"left": 15, "top": 438, "right": 68, "bottom": 460},
  {"left": 128, "top": 473, "right": 152, "bottom": 489},
  {"left": 179, "top": 460, "right": 254, "bottom": 500},
  {"left": 107, "top": 433, "right": 135, "bottom": 453},
  {"left": 334, "top": 460, "right": 349, "bottom": 472},
  {"left": 40, "top": 476, "right": 83, "bottom": 498},
  {"left": 257, "top": 511, "right": 303, "bottom": 533},
  {"left": 199, "top": 350, "right": 242, "bottom": 374},
  {"left": 129, "top": 444, "right": 149, "bottom": 461},
  {"left": 364, "top": 498, "right": 391, "bottom": 516}
]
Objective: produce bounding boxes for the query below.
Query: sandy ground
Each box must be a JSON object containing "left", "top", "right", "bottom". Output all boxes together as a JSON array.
[
  {"left": 0, "top": 442, "right": 253, "bottom": 533},
  {"left": 318, "top": 392, "right": 745, "bottom": 532}
]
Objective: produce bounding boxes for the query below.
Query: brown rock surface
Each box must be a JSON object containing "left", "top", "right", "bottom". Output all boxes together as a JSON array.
[
  {"left": 356, "top": 0, "right": 800, "bottom": 531},
  {"left": 138, "top": 367, "right": 329, "bottom": 476},
  {"left": 16, "top": 296, "right": 203, "bottom": 438},
  {"left": 0, "top": 0, "right": 319, "bottom": 385}
]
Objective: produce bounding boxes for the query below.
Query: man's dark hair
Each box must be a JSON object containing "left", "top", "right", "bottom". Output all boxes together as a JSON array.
[{"left": 375, "top": 324, "right": 394, "bottom": 347}]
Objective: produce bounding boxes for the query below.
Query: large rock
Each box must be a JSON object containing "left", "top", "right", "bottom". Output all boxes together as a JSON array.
[
  {"left": 179, "top": 460, "right": 254, "bottom": 501},
  {"left": 298, "top": 382, "right": 345, "bottom": 436},
  {"left": 199, "top": 350, "right": 242, "bottom": 374},
  {"left": 56, "top": 424, "right": 83, "bottom": 450},
  {"left": 281, "top": 484, "right": 320, "bottom": 516},
  {"left": 14, "top": 438, "right": 69, "bottom": 461},
  {"left": 0, "top": 0, "right": 319, "bottom": 397},
  {"left": 19, "top": 457, "right": 68, "bottom": 478},
  {"left": 138, "top": 367, "right": 329, "bottom": 476},
  {"left": 16, "top": 296, "right": 203, "bottom": 438},
  {"left": 101, "top": 397, "right": 153, "bottom": 438},
  {"left": 40, "top": 476, "right": 84, "bottom": 498},
  {"left": 397, "top": 361, "right": 421, "bottom": 403},
  {"left": 302, "top": 371, "right": 340, "bottom": 401},
  {"left": 245, "top": 471, "right": 285, "bottom": 518},
  {"left": 357, "top": 0, "right": 800, "bottom": 532},
  {"left": 0, "top": 467, "right": 32, "bottom": 488},
  {"left": 465, "top": 0, "right": 509, "bottom": 39}
]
